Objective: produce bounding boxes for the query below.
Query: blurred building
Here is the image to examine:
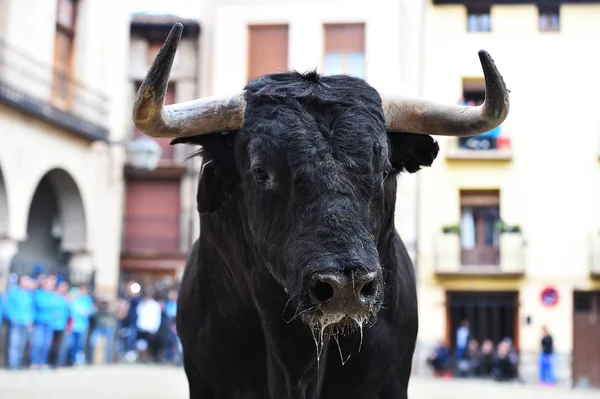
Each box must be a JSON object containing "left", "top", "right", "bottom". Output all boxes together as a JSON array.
[
  {"left": 194, "top": 0, "right": 425, "bottom": 262},
  {"left": 120, "top": 14, "right": 201, "bottom": 294},
  {"left": 415, "top": 0, "right": 600, "bottom": 387},
  {"left": 0, "top": 0, "right": 131, "bottom": 296},
  {"left": 117, "top": 0, "right": 600, "bottom": 388}
]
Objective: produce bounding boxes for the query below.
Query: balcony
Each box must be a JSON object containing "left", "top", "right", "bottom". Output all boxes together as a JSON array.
[
  {"left": 122, "top": 215, "right": 182, "bottom": 255},
  {"left": 445, "top": 128, "right": 514, "bottom": 161},
  {"left": 0, "top": 37, "right": 108, "bottom": 141},
  {"left": 591, "top": 233, "right": 600, "bottom": 278},
  {"left": 434, "top": 226, "right": 525, "bottom": 277}
]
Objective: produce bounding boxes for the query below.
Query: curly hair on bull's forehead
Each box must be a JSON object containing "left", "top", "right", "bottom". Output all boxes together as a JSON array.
[{"left": 245, "top": 69, "right": 384, "bottom": 109}]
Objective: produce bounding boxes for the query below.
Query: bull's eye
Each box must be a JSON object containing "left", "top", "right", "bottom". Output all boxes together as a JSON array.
[{"left": 252, "top": 167, "right": 269, "bottom": 184}]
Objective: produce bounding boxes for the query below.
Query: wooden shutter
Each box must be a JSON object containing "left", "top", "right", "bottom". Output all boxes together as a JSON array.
[
  {"left": 52, "top": 0, "right": 78, "bottom": 107},
  {"left": 460, "top": 190, "right": 500, "bottom": 207},
  {"left": 324, "top": 23, "right": 365, "bottom": 53},
  {"left": 247, "top": 25, "right": 289, "bottom": 82},
  {"left": 123, "top": 180, "right": 181, "bottom": 254}
]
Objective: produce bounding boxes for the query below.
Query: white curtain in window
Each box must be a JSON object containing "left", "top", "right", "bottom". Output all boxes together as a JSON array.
[
  {"left": 347, "top": 53, "right": 365, "bottom": 79},
  {"left": 461, "top": 207, "right": 476, "bottom": 249},
  {"left": 323, "top": 53, "right": 343, "bottom": 76},
  {"left": 323, "top": 52, "right": 365, "bottom": 78}
]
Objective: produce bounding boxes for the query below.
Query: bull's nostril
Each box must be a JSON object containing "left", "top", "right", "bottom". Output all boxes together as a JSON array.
[
  {"left": 360, "top": 280, "right": 377, "bottom": 300},
  {"left": 313, "top": 281, "right": 334, "bottom": 302}
]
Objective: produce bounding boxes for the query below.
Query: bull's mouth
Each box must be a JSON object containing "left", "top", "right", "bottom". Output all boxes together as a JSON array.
[{"left": 300, "top": 308, "right": 380, "bottom": 363}]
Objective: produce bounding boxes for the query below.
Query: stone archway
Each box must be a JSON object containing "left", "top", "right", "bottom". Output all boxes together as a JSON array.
[{"left": 12, "top": 168, "right": 88, "bottom": 277}]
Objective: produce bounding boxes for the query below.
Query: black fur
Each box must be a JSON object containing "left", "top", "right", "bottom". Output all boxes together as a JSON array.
[{"left": 173, "top": 71, "right": 439, "bottom": 399}]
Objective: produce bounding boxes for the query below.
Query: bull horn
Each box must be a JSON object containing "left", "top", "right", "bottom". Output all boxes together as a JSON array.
[
  {"left": 382, "top": 50, "right": 509, "bottom": 137},
  {"left": 132, "top": 23, "right": 245, "bottom": 138}
]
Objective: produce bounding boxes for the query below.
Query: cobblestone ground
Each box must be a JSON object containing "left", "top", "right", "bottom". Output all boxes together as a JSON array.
[{"left": 0, "top": 364, "right": 598, "bottom": 398}]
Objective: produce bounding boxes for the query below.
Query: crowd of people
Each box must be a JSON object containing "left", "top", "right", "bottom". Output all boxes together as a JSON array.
[
  {"left": 115, "top": 285, "right": 182, "bottom": 365},
  {"left": 0, "top": 274, "right": 182, "bottom": 370},
  {"left": 426, "top": 320, "right": 556, "bottom": 385}
]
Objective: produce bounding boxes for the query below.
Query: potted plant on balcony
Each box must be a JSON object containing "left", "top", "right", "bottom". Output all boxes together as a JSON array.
[
  {"left": 497, "top": 220, "right": 524, "bottom": 272},
  {"left": 496, "top": 220, "right": 521, "bottom": 233},
  {"left": 437, "top": 224, "right": 461, "bottom": 272},
  {"left": 441, "top": 224, "right": 460, "bottom": 234}
]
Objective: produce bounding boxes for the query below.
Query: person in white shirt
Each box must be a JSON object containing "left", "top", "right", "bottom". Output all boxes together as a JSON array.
[{"left": 136, "top": 291, "right": 162, "bottom": 362}]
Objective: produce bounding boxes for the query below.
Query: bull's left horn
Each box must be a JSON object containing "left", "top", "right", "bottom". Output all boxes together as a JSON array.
[
  {"left": 382, "top": 50, "right": 509, "bottom": 137},
  {"left": 133, "top": 23, "right": 245, "bottom": 138}
]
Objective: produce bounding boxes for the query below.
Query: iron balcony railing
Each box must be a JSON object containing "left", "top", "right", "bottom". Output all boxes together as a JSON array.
[
  {"left": 434, "top": 230, "right": 525, "bottom": 275},
  {"left": 0, "top": 36, "right": 109, "bottom": 141}
]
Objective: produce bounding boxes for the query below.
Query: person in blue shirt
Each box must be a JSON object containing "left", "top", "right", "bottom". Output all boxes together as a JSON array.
[
  {"left": 5, "top": 275, "right": 35, "bottom": 370},
  {"left": 165, "top": 289, "right": 178, "bottom": 320},
  {"left": 70, "top": 284, "right": 95, "bottom": 365},
  {"left": 164, "top": 289, "right": 179, "bottom": 363},
  {"left": 49, "top": 281, "right": 71, "bottom": 368},
  {"left": 124, "top": 288, "right": 141, "bottom": 355},
  {"left": 31, "top": 274, "right": 59, "bottom": 369},
  {"left": 0, "top": 275, "right": 4, "bottom": 330},
  {"left": 427, "top": 339, "right": 451, "bottom": 377}
]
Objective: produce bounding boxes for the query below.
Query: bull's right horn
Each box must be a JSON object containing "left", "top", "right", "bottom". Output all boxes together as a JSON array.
[
  {"left": 132, "top": 23, "right": 246, "bottom": 138},
  {"left": 382, "top": 50, "right": 510, "bottom": 137}
]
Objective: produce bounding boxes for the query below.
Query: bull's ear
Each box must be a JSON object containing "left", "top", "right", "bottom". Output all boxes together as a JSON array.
[
  {"left": 387, "top": 132, "right": 439, "bottom": 174},
  {"left": 171, "top": 133, "right": 237, "bottom": 214}
]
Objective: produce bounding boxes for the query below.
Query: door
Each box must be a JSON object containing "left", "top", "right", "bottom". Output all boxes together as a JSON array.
[
  {"left": 123, "top": 179, "right": 181, "bottom": 255},
  {"left": 460, "top": 190, "right": 501, "bottom": 266},
  {"left": 572, "top": 291, "right": 600, "bottom": 388},
  {"left": 446, "top": 291, "right": 519, "bottom": 352}
]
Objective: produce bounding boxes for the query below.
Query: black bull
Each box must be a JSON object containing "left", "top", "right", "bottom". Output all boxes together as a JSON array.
[{"left": 132, "top": 24, "right": 509, "bottom": 399}]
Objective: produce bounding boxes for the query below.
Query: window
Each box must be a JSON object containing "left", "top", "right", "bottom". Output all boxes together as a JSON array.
[
  {"left": 247, "top": 25, "right": 289, "bottom": 82},
  {"left": 539, "top": 5, "right": 560, "bottom": 32},
  {"left": 466, "top": 4, "right": 491, "bottom": 33},
  {"left": 460, "top": 190, "right": 500, "bottom": 266},
  {"left": 133, "top": 81, "right": 176, "bottom": 161},
  {"left": 52, "top": 0, "right": 78, "bottom": 107},
  {"left": 458, "top": 78, "right": 506, "bottom": 150},
  {"left": 323, "top": 23, "right": 365, "bottom": 79}
]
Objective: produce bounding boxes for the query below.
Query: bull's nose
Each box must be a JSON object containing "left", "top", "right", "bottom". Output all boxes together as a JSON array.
[{"left": 310, "top": 271, "right": 379, "bottom": 313}]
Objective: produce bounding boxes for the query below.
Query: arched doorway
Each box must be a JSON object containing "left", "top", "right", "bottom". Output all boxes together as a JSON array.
[{"left": 11, "top": 169, "right": 87, "bottom": 281}]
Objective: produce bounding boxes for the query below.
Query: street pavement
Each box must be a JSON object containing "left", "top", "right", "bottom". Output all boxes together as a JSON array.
[{"left": 0, "top": 364, "right": 598, "bottom": 398}]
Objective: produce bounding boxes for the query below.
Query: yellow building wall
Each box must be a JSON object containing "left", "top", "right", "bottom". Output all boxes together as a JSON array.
[{"left": 416, "top": 2, "right": 600, "bottom": 383}]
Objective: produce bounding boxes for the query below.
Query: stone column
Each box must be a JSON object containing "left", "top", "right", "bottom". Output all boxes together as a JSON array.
[
  {"left": 0, "top": 238, "right": 17, "bottom": 369},
  {"left": 0, "top": 238, "right": 18, "bottom": 291},
  {"left": 68, "top": 251, "right": 95, "bottom": 288}
]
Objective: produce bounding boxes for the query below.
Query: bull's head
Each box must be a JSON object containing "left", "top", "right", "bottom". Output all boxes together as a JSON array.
[{"left": 133, "top": 24, "right": 509, "bottom": 333}]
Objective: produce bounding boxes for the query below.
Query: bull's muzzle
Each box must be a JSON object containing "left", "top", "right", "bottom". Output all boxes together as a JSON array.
[{"left": 309, "top": 270, "right": 381, "bottom": 318}]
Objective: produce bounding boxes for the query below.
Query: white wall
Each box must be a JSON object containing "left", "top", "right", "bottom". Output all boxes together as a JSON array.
[
  {"left": 417, "top": 2, "right": 600, "bottom": 383},
  {"left": 0, "top": 0, "right": 131, "bottom": 296}
]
